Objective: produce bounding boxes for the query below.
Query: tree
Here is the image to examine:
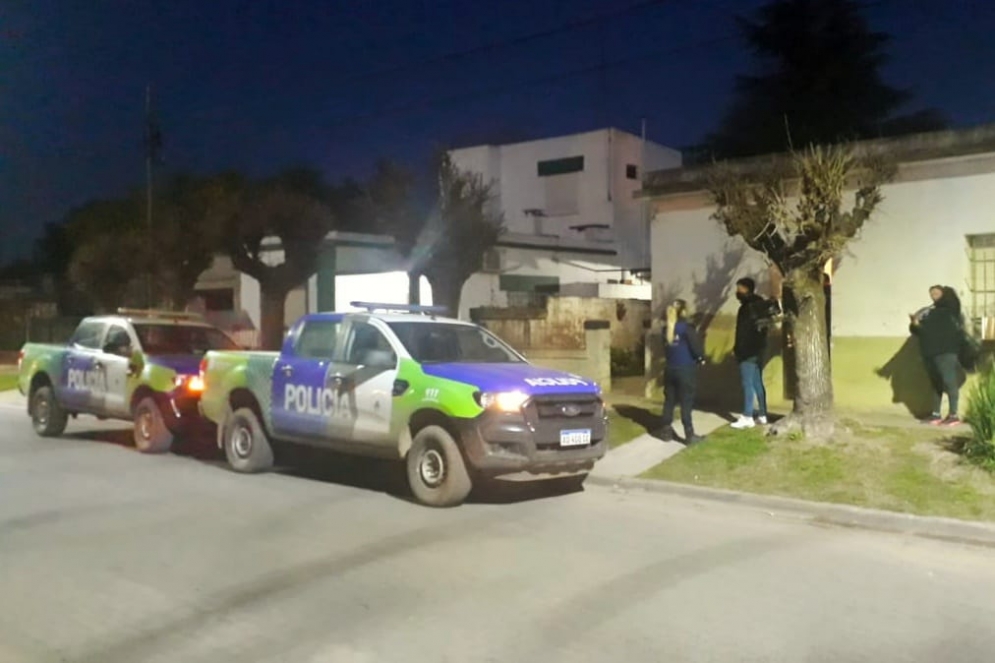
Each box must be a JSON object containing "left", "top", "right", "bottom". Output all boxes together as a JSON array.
[
  {"left": 225, "top": 168, "right": 336, "bottom": 349},
  {"left": 363, "top": 160, "right": 422, "bottom": 303},
  {"left": 416, "top": 152, "right": 504, "bottom": 317},
  {"left": 152, "top": 173, "right": 240, "bottom": 309},
  {"left": 709, "top": 0, "right": 945, "bottom": 158},
  {"left": 64, "top": 197, "right": 147, "bottom": 313},
  {"left": 707, "top": 144, "right": 893, "bottom": 439}
]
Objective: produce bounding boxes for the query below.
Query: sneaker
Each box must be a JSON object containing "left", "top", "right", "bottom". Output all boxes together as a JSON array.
[
  {"left": 731, "top": 416, "right": 755, "bottom": 430},
  {"left": 942, "top": 416, "right": 962, "bottom": 427},
  {"left": 756, "top": 415, "right": 769, "bottom": 425},
  {"left": 684, "top": 434, "right": 706, "bottom": 446},
  {"left": 924, "top": 415, "right": 943, "bottom": 426}
]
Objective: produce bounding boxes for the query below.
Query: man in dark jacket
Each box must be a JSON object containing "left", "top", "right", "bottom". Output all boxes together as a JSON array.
[
  {"left": 731, "top": 277, "right": 769, "bottom": 429},
  {"left": 910, "top": 285, "right": 964, "bottom": 426}
]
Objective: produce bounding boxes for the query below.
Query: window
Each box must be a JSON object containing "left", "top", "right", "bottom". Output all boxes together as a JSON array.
[
  {"left": 968, "top": 234, "right": 995, "bottom": 338},
  {"left": 104, "top": 325, "right": 132, "bottom": 354},
  {"left": 347, "top": 322, "right": 396, "bottom": 367},
  {"left": 537, "top": 156, "right": 584, "bottom": 177},
  {"left": 133, "top": 324, "right": 239, "bottom": 355},
  {"left": 388, "top": 322, "right": 524, "bottom": 364},
  {"left": 295, "top": 320, "right": 340, "bottom": 359},
  {"left": 70, "top": 321, "right": 106, "bottom": 350},
  {"left": 626, "top": 164, "right": 638, "bottom": 180}
]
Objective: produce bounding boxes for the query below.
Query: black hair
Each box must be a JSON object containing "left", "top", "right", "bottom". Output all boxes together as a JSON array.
[
  {"left": 940, "top": 286, "right": 962, "bottom": 317},
  {"left": 736, "top": 277, "right": 756, "bottom": 293}
]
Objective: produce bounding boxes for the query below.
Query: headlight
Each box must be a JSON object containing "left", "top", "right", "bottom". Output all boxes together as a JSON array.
[{"left": 476, "top": 391, "right": 529, "bottom": 412}]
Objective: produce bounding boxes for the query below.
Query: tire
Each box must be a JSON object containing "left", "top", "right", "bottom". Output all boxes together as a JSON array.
[
  {"left": 406, "top": 425, "right": 472, "bottom": 507},
  {"left": 30, "top": 386, "right": 68, "bottom": 438},
  {"left": 133, "top": 397, "right": 174, "bottom": 454},
  {"left": 223, "top": 407, "right": 274, "bottom": 473}
]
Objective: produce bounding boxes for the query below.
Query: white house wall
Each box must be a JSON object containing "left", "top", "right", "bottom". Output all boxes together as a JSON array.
[{"left": 835, "top": 171, "right": 995, "bottom": 337}]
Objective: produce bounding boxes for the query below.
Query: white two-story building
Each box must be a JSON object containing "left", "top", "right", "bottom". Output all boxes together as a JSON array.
[
  {"left": 193, "top": 128, "right": 682, "bottom": 336},
  {"left": 450, "top": 127, "right": 682, "bottom": 310}
]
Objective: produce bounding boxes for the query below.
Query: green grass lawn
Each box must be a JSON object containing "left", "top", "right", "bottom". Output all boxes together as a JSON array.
[
  {"left": 0, "top": 371, "right": 17, "bottom": 392},
  {"left": 642, "top": 420, "right": 995, "bottom": 522}
]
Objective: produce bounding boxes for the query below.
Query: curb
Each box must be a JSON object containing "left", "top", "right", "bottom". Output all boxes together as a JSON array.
[{"left": 587, "top": 474, "right": 995, "bottom": 548}]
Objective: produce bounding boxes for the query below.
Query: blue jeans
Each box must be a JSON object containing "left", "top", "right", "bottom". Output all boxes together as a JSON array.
[{"left": 739, "top": 358, "right": 767, "bottom": 417}]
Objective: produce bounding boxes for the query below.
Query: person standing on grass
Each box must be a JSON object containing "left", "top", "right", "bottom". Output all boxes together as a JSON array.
[
  {"left": 659, "top": 299, "right": 706, "bottom": 445},
  {"left": 909, "top": 285, "right": 965, "bottom": 426},
  {"left": 731, "top": 277, "right": 769, "bottom": 430}
]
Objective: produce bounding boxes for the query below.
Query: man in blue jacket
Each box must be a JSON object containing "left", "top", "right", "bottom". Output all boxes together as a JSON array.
[{"left": 659, "top": 299, "right": 706, "bottom": 444}]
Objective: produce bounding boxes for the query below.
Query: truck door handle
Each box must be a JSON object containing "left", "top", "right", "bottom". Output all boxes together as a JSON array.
[
  {"left": 281, "top": 365, "right": 293, "bottom": 377},
  {"left": 94, "top": 361, "right": 103, "bottom": 370}
]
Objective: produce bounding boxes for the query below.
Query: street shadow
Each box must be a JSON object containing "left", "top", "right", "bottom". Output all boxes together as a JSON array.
[
  {"left": 272, "top": 444, "right": 581, "bottom": 505},
  {"left": 62, "top": 426, "right": 224, "bottom": 461},
  {"left": 876, "top": 337, "right": 937, "bottom": 418}
]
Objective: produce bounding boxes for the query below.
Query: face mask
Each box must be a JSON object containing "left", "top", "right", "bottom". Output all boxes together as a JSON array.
[{"left": 736, "top": 292, "right": 748, "bottom": 302}]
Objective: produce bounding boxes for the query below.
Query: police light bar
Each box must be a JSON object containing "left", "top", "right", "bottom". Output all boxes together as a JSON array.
[
  {"left": 117, "top": 308, "right": 204, "bottom": 321},
  {"left": 349, "top": 301, "right": 448, "bottom": 316}
]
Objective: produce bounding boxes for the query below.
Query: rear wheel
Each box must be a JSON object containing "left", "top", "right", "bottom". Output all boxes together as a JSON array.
[
  {"left": 31, "top": 386, "right": 68, "bottom": 437},
  {"left": 133, "top": 397, "right": 174, "bottom": 454},
  {"left": 406, "top": 425, "right": 472, "bottom": 507},
  {"left": 223, "top": 407, "right": 274, "bottom": 473}
]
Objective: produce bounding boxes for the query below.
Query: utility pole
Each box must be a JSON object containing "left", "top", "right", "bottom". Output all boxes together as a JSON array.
[{"left": 144, "top": 84, "right": 155, "bottom": 308}]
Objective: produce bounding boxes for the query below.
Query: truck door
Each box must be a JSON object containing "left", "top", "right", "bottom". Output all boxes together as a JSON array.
[
  {"left": 328, "top": 320, "right": 398, "bottom": 447},
  {"left": 271, "top": 317, "right": 343, "bottom": 440},
  {"left": 58, "top": 320, "right": 108, "bottom": 412},
  {"left": 100, "top": 323, "right": 136, "bottom": 418}
]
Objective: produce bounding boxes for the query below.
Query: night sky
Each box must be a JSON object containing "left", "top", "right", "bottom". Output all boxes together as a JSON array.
[{"left": 3, "top": 0, "right": 995, "bottom": 264}]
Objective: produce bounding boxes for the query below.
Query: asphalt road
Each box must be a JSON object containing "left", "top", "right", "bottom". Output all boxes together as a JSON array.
[{"left": 2, "top": 398, "right": 995, "bottom": 663}]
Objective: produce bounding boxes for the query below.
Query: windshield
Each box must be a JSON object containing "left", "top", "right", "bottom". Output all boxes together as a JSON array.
[
  {"left": 387, "top": 322, "right": 524, "bottom": 364},
  {"left": 134, "top": 323, "right": 239, "bottom": 355}
]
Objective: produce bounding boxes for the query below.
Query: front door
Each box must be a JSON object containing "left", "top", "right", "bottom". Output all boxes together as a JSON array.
[
  {"left": 271, "top": 317, "right": 343, "bottom": 440},
  {"left": 101, "top": 324, "right": 136, "bottom": 418},
  {"left": 327, "top": 321, "right": 398, "bottom": 447},
  {"left": 58, "top": 320, "right": 108, "bottom": 413}
]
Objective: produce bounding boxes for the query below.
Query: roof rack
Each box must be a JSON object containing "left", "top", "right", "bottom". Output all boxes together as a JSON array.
[
  {"left": 349, "top": 301, "right": 448, "bottom": 316},
  {"left": 117, "top": 308, "right": 205, "bottom": 321}
]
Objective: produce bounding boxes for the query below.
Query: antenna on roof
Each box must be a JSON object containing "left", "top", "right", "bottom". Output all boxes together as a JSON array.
[{"left": 349, "top": 302, "right": 448, "bottom": 316}]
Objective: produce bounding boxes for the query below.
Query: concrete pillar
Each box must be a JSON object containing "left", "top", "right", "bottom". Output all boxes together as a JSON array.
[{"left": 584, "top": 319, "right": 612, "bottom": 392}]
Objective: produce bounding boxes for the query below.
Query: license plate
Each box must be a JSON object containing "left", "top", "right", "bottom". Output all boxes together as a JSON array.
[{"left": 560, "top": 429, "right": 591, "bottom": 447}]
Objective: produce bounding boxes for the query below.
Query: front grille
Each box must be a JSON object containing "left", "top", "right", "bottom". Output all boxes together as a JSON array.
[
  {"left": 523, "top": 394, "right": 605, "bottom": 448},
  {"left": 531, "top": 394, "right": 601, "bottom": 420}
]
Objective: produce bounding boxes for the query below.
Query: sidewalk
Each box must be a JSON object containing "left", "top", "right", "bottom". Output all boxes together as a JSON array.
[{"left": 592, "top": 410, "right": 731, "bottom": 480}]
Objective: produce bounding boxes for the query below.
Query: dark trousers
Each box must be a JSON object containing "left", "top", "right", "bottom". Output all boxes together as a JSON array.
[
  {"left": 662, "top": 365, "right": 697, "bottom": 434},
  {"left": 926, "top": 352, "right": 961, "bottom": 416}
]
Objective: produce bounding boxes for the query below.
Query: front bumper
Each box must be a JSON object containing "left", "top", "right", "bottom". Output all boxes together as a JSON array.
[{"left": 455, "top": 395, "right": 608, "bottom": 478}]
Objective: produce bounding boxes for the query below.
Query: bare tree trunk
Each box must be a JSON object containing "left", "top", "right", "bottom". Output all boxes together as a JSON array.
[
  {"left": 408, "top": 271, "right": 421, "bottom": 305},
  {"left": 427, "top": 277, "right": 462, "bottom": 319},
  {"left": 775, "top": 270, "right": 835, "bottom": 440},
  {"left": 259, "top": 284, "right": 288, "bottom": 350}
]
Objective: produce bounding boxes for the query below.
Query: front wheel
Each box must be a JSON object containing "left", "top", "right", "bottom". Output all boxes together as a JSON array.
[
  {"left": 223, "top": 408, "right": 274, "bottom": 473},
  {"left": 31, "top": 386, "right": 68, "bottom": 437},
  {"left": 133, "top": 397, "right": 174, "bottom": 454},
  {"left": 406, "top": 425, "right": 472, "bottom": 507}
]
